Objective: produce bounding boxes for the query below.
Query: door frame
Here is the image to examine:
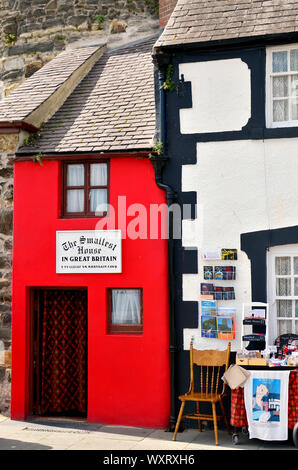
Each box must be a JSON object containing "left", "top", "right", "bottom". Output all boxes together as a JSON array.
[{"left": 29, "top": 286, "right": 88, "bottom": 418}]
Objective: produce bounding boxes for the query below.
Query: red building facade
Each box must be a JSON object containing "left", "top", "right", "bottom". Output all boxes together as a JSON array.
[
  {"left": 11, "top": 155, "right": 170, "bottom": 427},
  {"left": 1, "top": 37, "right": 171, "bottom": 428}
]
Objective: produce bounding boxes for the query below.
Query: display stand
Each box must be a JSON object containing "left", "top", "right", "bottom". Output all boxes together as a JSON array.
[{"left": 241, "top": 302, "right": 269, "bottom": 351}]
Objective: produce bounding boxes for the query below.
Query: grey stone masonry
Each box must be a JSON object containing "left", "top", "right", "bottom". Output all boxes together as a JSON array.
[{"left": 0, "top": 1, "right": 159, "bottom": 99}]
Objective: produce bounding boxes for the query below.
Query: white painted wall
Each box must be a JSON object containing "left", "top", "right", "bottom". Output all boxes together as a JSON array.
[
  {"left": 182, "top": 137, "right": 298, "bottom": 351},
  {"left": 179, "top": 59, "right": 251, "bottom": 134}
]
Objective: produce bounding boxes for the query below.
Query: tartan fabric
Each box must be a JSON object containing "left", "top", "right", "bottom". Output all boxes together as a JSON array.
[
  {"left": 288, "top": 370, "right": 298, "bottom": 428},
  {"left": 230, "top": 383, "right": 248, "bottom": 428},
  {"left": 40, "top": 289, "right": 87, "bottom": 416},
  {"left": 230, "top": 370, "right": 298, "bottom": 429}
]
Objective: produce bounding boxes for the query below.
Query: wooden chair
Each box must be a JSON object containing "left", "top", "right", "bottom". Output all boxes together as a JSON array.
[{"left": 173, "top": 341, "right": 231, "bottom": 445}]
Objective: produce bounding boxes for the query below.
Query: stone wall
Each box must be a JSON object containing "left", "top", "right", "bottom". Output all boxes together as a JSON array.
[
  {"left": 0, "top": 0, "right": 159, "bottom": 416},
  {"left": 0, "top": 136, "right": 15, "bottom": 416},
  {"left": 0, "top": 0, "right": 159, "bottom": 97}
]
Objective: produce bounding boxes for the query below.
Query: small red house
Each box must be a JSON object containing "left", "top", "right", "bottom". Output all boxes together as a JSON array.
[{"left": 0, "top": 37, "right": 170, "bottom": 427}]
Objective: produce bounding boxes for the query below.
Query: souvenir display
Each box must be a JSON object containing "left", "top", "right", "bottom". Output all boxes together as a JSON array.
[
  {"left": 214, "top": 266, "right": 236, "bottom": 280},
  {"left": 200, "top": 283, "right": 214, "bottom": 296},
  {"left": 200, "top": 301, "right": 235, "bottom": 339},
  {"left": 242, "top": 333, "right": 266, "bottom": 342},
  {"left": 200, "top": 284, "right": 235, "bottom": 300},
  {"left": 241, "top": 303, "right": 268, "bottom": 351},
  {"left": 216, "top": 316, "right": 235, "bottom": 339},
  {"left": 203, "top": 266, "right": 213, "bottom": 280},
  {"left": 201, "top": 315, "right": 217, "bottom": 338},
  {"left": 201, "top": 299, "right": 217, "bottom": 315},
  {"left": 221, "top": 248, "right": 237, "bottom": 260},
  {"left": 214, "top": 286, "right": 235, "bottom": 300},
  {"left": 269, "top": 335, "right": 298, "bottom": 366}
]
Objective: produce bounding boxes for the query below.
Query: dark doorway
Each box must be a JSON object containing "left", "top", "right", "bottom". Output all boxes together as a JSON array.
[{"left": 31, "top": 288, "right": 88, "bottom": 418}]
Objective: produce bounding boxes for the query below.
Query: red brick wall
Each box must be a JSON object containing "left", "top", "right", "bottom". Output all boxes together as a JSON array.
[{"left": 159, "top": 0, "right": 178, "bottom": 28}]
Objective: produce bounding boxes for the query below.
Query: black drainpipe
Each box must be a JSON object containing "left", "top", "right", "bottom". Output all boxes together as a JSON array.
[{"left": 150, "top": 54, "right": 177, "bottom": 432}]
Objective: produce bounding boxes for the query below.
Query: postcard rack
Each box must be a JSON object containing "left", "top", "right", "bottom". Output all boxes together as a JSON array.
[{"left": 241, "top": 302, "right": 269, "bottom": 350}]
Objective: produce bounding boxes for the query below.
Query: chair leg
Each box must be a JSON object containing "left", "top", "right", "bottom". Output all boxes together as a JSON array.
[
  {"left": 212, "top": 402, "right": 219, "bottom": 445},
  {"left": 172, "top": 401, "right": 185, "bottom": 441},
  {"left": 196, "top": 402, "right": 202, "bottom": 432},
  {"left": 219, "top": 398, "right": 231, "bottom": 435}
]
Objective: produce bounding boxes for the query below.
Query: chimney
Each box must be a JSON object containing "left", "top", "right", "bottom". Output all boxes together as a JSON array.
[{"left": 159, "top": 0, "right": 178, "bottom": 28}]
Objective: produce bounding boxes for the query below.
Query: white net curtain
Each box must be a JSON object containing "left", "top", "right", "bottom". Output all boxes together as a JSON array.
[
  {"left": 90, "top": 163, "right": 107, "bottom": 213},
  {"left": 275, "top": 256, "right": 298, "bottom": 336},
  {"left": 66, "top": 163, "right": 108, "bottom": 213},
  {"left": 111, "top": 289, "right": 141, "bottom": 325},
  {"left": 272, "top": 49, "right": 298, "bottom": 122}
]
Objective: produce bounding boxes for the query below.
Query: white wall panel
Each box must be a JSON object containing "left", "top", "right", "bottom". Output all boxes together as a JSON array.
[
  {"left": 179, "top": 59, "right": 251, "bottom": 134},
  {"left": 181, "top": 138, "right": 298, "bottom": 350}
]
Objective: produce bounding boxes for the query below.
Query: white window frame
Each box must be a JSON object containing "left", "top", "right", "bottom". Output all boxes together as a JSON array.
[
  {"left": 267, "top": 244, "right": 298, "bottom": 343},
  {"left": 266, "top": 43, "right": 298, "bottom": 128}
]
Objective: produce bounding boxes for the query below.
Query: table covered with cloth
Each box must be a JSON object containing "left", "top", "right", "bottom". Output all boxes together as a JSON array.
[{"left": 230, "top": 369, "right": 298, "bottom": 429}]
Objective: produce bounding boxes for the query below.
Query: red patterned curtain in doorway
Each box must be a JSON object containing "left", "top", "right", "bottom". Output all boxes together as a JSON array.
[{"left": 40, "top": 289, "right": 87, "bottom": 416}]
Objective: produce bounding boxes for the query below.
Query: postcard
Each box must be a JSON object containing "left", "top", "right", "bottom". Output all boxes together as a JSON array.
[
  {"left": 216, "top": 316, "right": 235, "bottom": 339},
  {"left": 201, "top": 315, "right": 217, "bottom": 338},
  {"left": 221, "top": 249, "right": 238, "bottom": 260}
]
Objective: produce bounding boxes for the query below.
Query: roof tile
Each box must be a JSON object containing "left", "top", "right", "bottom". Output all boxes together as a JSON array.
[
  {"left": 155, "top": 0, "right": 298, "bottom": 48},
  {"left": 18, "top": 37, "right": 157, "bottom": 154},
  {"left": 0, "top": 45, "right": 105, "bottom": 124}
]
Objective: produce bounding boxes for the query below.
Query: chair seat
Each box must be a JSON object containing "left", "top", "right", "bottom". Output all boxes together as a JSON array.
[{"left": 179, "top": 392, "right": 223, "bottom": 403}]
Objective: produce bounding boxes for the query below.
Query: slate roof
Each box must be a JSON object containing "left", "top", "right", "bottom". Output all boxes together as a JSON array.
[
  {"left": 0, "top": 45, "right": 104, "bottom": 125},
  {"left": 155, "top": 0, "right": 298, "bottom": 48},
  {"left": 18, "top": 36, "right": 157, "bottom": 154}
]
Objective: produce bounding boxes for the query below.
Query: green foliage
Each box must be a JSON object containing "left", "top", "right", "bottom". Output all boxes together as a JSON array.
[
  {"left": 55, "top": 34, "right": 66, "bottom": 41},
  {"left": 148, "top": 140, "right": 163, "bottom": 159},
  {"left": 145, "top": 0, "right": 159, "bottom": 14},
  {"left": 95, "top": 14, "right": 105, "bottom": 24},
  {"left": 34, "top": 153, "right": 44, "bottom": 167},
  {"left": 4, "top": 33, "right": 17, "bottom": 45},
  {"left": 22, "top": 133, "right": 39, "bottom": 147},
  {"left": 161, "top": 64, "right": 177, "bottom": 92}
]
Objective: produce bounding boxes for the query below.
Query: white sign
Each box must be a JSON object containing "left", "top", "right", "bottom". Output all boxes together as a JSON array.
[
  {"left": 56, "top": 230, "right": 122, "bottom": 273},
  {"left": 202, "top": 249, "right": 221, "bottom": 260}
]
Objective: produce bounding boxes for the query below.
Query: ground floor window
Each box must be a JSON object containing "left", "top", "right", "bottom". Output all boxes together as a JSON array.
[
  {"left": 107, "top": 288, "right": 143, "bottom": 334},
  {"left": 267, "top": 245, "right": 298, "bottom": 341}
]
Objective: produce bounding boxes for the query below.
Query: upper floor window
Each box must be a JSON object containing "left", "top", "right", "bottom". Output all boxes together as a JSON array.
[
  {"left": 267, "top": 45, "right": 298, "bottom": 127},
  {"left": 62, "top": 160, "right": 109, "bottom": 218}
]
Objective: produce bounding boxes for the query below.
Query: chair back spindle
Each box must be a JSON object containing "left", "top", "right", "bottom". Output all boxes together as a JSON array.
[{"left": 190, "top": 342, "right": 231, "bottom": 395}]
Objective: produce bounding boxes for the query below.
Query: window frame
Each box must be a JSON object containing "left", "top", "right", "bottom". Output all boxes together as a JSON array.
[
  {"left": 267, "top": 245, "right": 298, "bottom": 341},
  {"left": 266, "top": 43, "right": 298, "bottom": 128},
  {"left": 62, "top": 159, "right": 110, "bottom": 218},
  {"left": 107, "top": 288, "right": 143, "bottom": 334}
]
